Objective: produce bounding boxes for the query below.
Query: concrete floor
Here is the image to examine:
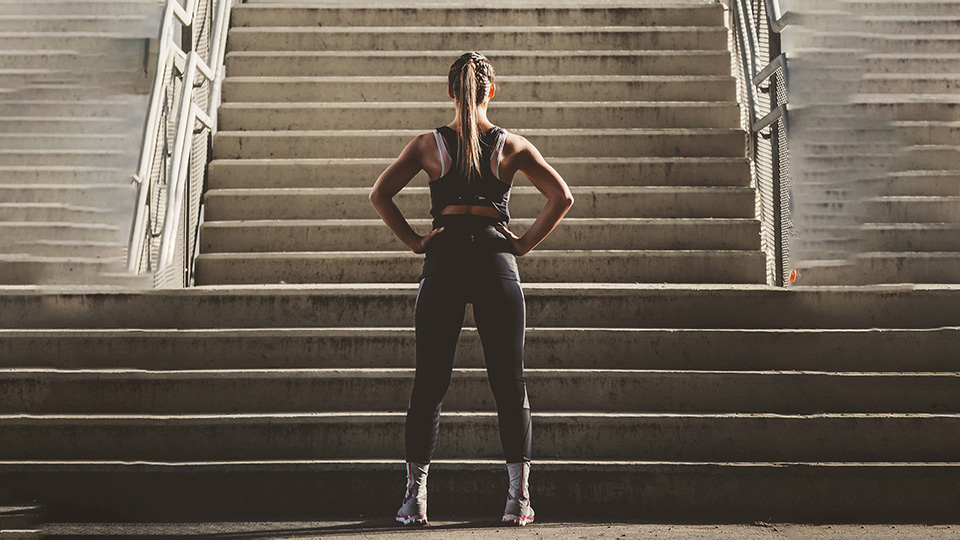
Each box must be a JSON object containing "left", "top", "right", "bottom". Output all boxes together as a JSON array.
[{"left": 41, "top": 521, "right": 959, "bottom": 539}]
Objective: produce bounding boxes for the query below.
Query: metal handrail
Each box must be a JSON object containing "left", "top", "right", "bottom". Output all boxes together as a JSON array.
[
  {"left": 764, "top": 0, "right": 795, "bottom": 33},
  {"left": 126, "top": 0, "right": 235, "bottom": 280}
]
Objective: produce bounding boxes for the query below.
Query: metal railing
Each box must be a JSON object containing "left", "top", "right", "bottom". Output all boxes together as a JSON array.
[
  {"left": 126, "top": 0, "right": 236, "bottom": 287},
  {"left": 729, "top": 0, "right": 795, "bottom": 286}
]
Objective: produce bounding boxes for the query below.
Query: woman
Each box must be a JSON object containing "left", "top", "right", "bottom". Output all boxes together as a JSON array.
[{"left": 369, "top": 51, "right": 574, "bottom": 526}]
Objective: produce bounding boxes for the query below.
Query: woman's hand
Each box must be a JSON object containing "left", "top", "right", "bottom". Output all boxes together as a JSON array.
[
  {"left": 412, "top": 227, "right": 444, "bottom": 254},
  {"left": 496, "top": 224, "right": 529, "bottom": 256}
]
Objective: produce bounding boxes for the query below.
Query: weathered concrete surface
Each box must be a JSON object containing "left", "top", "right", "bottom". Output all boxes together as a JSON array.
[{"left": 38, "top": 521, "right": 960, "bottom": 540}]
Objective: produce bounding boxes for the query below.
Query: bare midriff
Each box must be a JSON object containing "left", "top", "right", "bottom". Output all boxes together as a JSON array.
[{"left": 439, "top": 205, "right": 506, "bottom": 220}]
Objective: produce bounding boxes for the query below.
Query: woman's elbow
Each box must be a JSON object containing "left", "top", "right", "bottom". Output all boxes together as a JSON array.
[{"left": 562, "top": 192, "right": 574, "bottom": 210}]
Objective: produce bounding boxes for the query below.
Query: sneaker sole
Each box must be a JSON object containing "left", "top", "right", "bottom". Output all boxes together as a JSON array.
[
  {"left": 502, "top": 513, "right": 534, "bottom": 526},
  {"left": 397, "top": 514, "right": 428, "bottom": 526}
]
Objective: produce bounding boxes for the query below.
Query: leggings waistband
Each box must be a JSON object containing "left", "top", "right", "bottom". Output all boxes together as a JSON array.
[{"left": 433, "top": 213, "right": 505, "bottom": 230}]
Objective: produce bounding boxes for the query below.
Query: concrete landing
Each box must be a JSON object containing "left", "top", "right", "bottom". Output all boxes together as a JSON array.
[{"left": 36, "top": 521, "right": 960, "bottom": 539}]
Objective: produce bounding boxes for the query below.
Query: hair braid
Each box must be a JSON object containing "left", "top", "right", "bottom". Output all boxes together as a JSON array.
[{"left": 448, "top": 52, "right": 496, "bottom": 183}]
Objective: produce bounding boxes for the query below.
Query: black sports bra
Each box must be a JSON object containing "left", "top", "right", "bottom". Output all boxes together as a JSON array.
[{"left": 428, "top": 125, "right": 511, "bottom": 224}]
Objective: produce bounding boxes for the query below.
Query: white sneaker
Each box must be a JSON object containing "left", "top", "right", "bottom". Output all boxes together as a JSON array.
[
  {"left": 502, "top": 461, "right": 534, "bottom": 526},
  {"left": 396, "top": 462, "right": 429, "bottom": 525}
]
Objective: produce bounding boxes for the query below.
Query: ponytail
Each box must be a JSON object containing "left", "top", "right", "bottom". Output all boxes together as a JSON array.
[{"left": 448, "top": 52, "right": 495, "bottom": 183}]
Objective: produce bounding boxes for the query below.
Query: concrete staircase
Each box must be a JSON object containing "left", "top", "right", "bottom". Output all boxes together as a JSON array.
[
  {"left": 1, "top": 0, "right": 959, "bottom": 527},
  {"left": 195, "top": 2, "right": 766, "bottom": 285},
  {"left": 1, "top": 285, "right": 959, "bottom": 522},
  {"left": 0, "top": 0, "right": 161, "bottom": 286},
  {"left": 784, "top": 0, "right": 960, "bottom": 284}
]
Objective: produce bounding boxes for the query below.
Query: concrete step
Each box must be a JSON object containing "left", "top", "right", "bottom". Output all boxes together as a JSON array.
[
  {"left": 817, "top": 1, "right": 960, "bottom": 17},
  {"left": 864, "top": 53, "right": 960, "bottom": 74},
  {"left": 858, "top": 74, "right": 960, "bottom": 95},
  {"left": 230, "top": 5, "right": 725, "bottom": 28},
  {"left": 0, "top": 1, "right": 164, "bottom": 17},
  {"left": 221, "top": 75, "right": 737, "bottom": 103},
  {"left": 899, "top": 145, "right": 960, "bottom": 171},
  {"left": 224, "top": 50, "right": 734, "bottom": 77},
  {"left": 890, "top": 121, "right": 960, "bottom": 146},
  {"left": 217, "top": 101, "right": 742, "bottom": 131},
  {"left": 0, "top": 133, "right": 127, "bottom": 151},
  {"left": 6, "top": 240, "right": 126, "bottom": 259},
  {"left": 863, "top": 223, "right": 960, "bottom": 251},
  {"left": 0, "top": 98, "right": 140, "bottom": 117},
  {"left": 3, "top": 459, "right": 957, "bottom": 522},
  {"left": 225, "top": 27, "right": 729, "bottom": 53},
  {"left": 0, "top": 184, "right": 136, "bottom": 207},
  {"left": 0, "top": 504, "right": 44, "bottom": 533},
  {"left": 199, "top": 218, "right": 762, "bottom": 253},
  {"left": 0, "top": 116, "right": 128, "bottom": 134},
  {"left": 206, "top": 157, "right": 752, "bottom": 189},
  {"left": 868, "top": 196, "right": 960, "bottom": 223},
  {"left": 796, "top": 33, "right": 960, "bottom": 55},
  {"left": 3, "top": 326, "right": 957, "bottom": 371},
  {"left": 0, "top": 49, "right": 143, "bottom": 70},
  {"left": 3, "top": 286, "right": 958, "bottom": 330},
  {"left": 0, "top": 223, "right": 123, "bottom": 248},
  {"left": 3, "top": 368, "right": 957, "bottom": 415},
  {"left": 0, "top": 35, "right": 151, "bottom": 53},
  {"left": 0, "top": 150, "right": 130, "bottom": 168},
  {"left": 0, "top": 14, "right": 150, "bottom": 33},
  {"left": 795, "top": 253, "right": 960, "bottom": 285},
  {"left": 0, "top": 166, "right": 127, "bottom": 184},
  {"left": 203, "top": 186, "right": 756, "bottom": 221},
  {"left": 2, "top": 412, "right": 958, "bottom": 461},
  {"left": 0, "top": 203, "right": 121, "bottom": 224},
  {"left": 878, "top": 170, "right": 960, "bottom": 196},
  {"left": 211, "top": 128, "right": 746, "bottom": 160},
  {"left": 194, "top": 250, "right": 767, "bottom": 285},
  {"left": 0, "top": 255, "right": 125, "bottom": 286}
]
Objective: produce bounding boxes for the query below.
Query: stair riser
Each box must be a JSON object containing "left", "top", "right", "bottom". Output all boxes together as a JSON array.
[
  {"left": 0, "top": 186, "right": 135, "bottom": 207},
  {"left": 4, "top": 372, "right": 957, "bottom": 414},
  {"left": 899, "top": 147, "right": 960, "bottom": 171},
  {"left": 6, "top": 462, "right": 959, "bottom": 522},
  {"left": 799, "top": 1, "right": 960, "bottom": 17},
  {"left": 858, "top": 78, "right": 960, "bottom": 96},
  {"left": 221, "top": 77, "right": 736, "bottom": 103},
  {"left": 878, "top": 175, "right": 960, "bottom": 197},
  {"left": 4, "top": 289, "right": 959, "bottom": 330},
  {"left": 0, "top": 100, "right": 139, "bottom": 117},
  {"left": 0, "top": 226, "right": 122, "bottom": 247},
  {"left": 193, "top": 252, "right": 767, "bottom": 284},
  {"left": 226, "top": 29, "right": 729, "bottom": 53},
  {"left": 4, "top": 328, "right": 958, "bottom": 371},
  {"left": 0, "top": 3, "right": 163, "bottom": 16},
  {"left": 864, "top": 227, "right": 960, "bottom": 251},
  {"left": 865, "top": 56, "right": 960, "bottom": 75},
  {"left": 231, "top": 6, "right": 725, "bottom": 27},
  {"left": 809, "top": 36, "right": 960, "bottom": 55},
  {"left": 0, "top": 134, "right": 126, "bottom": 151},
  {"left": 869, "top": 200, "right": 960, "bottom": 224},
  {"left": 0, "top": 152, "right": 131, "bottom": 167},
  {"left": 0, "top": 118, "right": 128, "bottom": 135},
  {"left": 0, "top": 206, "right": 119, "bottom": 224},
  {"left": 0, "top": 168, "right": 128, "bottom": 185},
  {"left": 217, "top": 103, "right": 741, "bottom": 131},
  {"left": 225, "top": 52, "right": 733, "bottom": 77},
  {"left": 198, "top": 220, "right": 762, "bottom": 252},
  {"left": 795, "top": 256, "right": 960, "bottom": 285},
  {"left": 211, "top": 131, "right": 747, "bottom": 159},
  {"left": 0, "top": 260, "right": 120, "bottom": 285},
  {"left": 3, "top": 416, "right": 958, "bottom": 461},
  {"left": 206, "top": 158, "right": 752, "bottom": 189},
  {"left": 0, "top": 17, "right": 151, "bottom": 33},
  {"left": 203, "top": 189, "right": 756, "bottom": 221}
]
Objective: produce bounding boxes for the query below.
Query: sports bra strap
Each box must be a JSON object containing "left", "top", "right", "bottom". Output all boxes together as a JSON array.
[
  {"left": 490, "top": 128, "right": 507, "bottom": 181},
  {"left": 433, "top": 129, "right": 451, "bottom": 178}
]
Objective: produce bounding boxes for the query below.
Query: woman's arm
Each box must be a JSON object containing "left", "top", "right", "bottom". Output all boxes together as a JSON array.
[
  {"left": 369, "top": 134, "right": 444, "bottom": 253},
  {"left": 497, "top": 136, "right": 574, "bottom": 255}
]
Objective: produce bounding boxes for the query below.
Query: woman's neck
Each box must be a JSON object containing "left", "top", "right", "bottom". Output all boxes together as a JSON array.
[{"left": 448, "top": 104, "right": 495, "bottom": 133}]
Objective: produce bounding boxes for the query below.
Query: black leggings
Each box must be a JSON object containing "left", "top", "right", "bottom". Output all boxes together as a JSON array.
[{"left": 405, "top": 214, "right": 532, "bottom": 464}]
